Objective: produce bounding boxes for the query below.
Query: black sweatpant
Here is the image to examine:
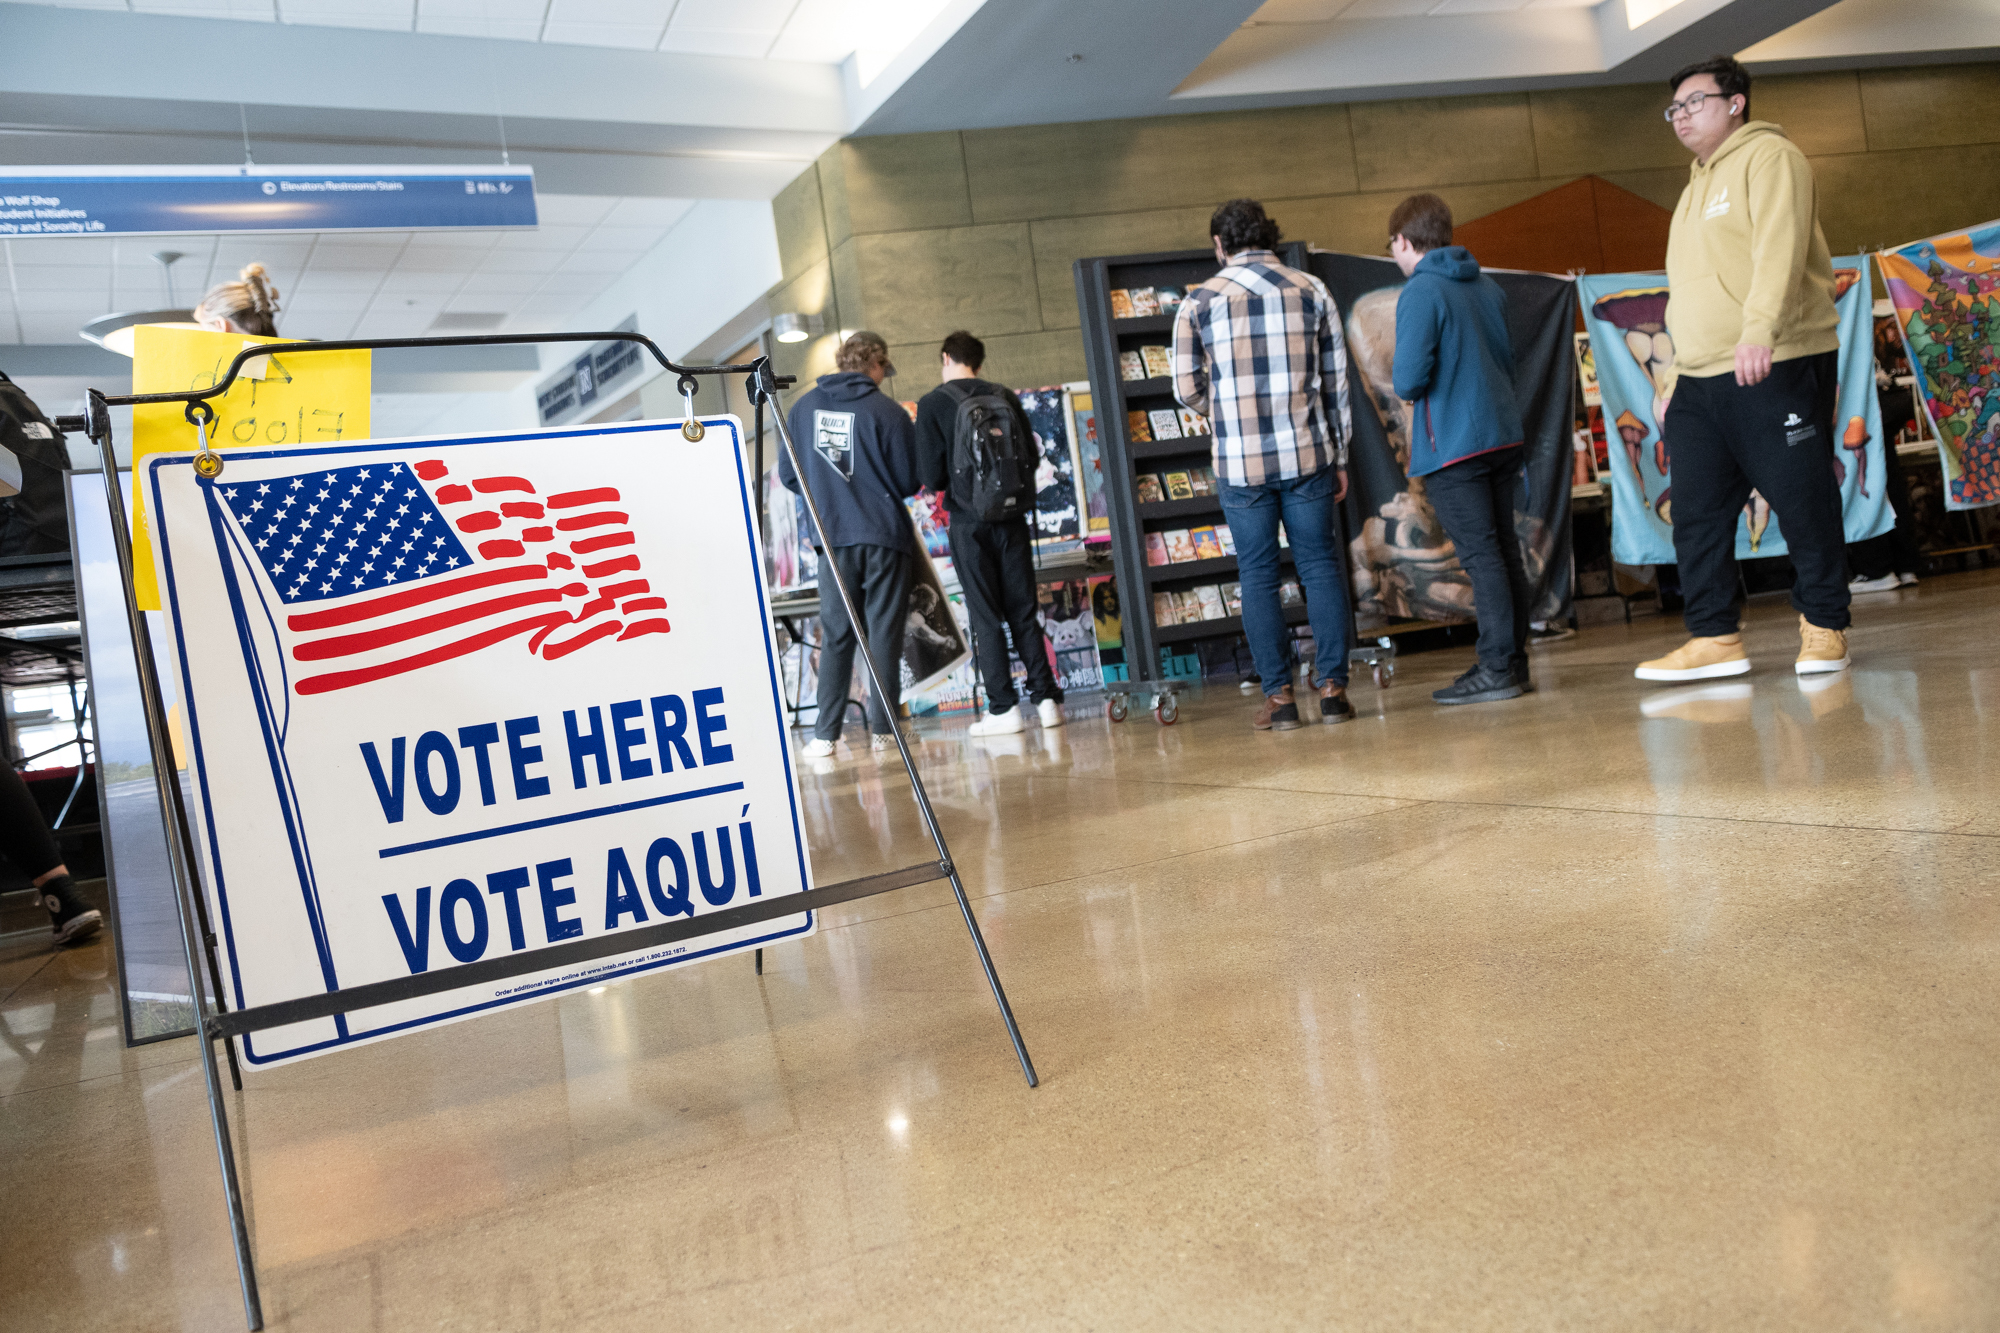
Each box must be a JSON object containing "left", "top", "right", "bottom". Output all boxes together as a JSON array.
[
  {"left": 815, "top": 543, "right": 912, "bottom": 741},
  {"left": 0, "top": 763, "right": 62, "bottom": 881},
  {"left": 1665, "top": 351, "right": 1848, "bottom": 636},
  {"left": 1423, "top": 446, "right": 1531, "bottom": 674},
  {"left": 946, "top": 516, "right": 1061, "bottom": 714}
]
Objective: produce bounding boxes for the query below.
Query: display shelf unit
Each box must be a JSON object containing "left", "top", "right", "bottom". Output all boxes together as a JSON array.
[{"left": 1074, "top": 243, "right": 1310, "bottom": 686}]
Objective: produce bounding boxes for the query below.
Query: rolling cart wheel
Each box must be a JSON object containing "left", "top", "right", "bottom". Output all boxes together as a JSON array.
[
  {"left": 1373, "top": 662, "right": 1393, "bottom": 689},
  {"left": 1107, "top": 696, "right": 1129, "bottom": 722},
  {"left": 1155, "top": 695, "right": 1179, "bottom": 725}
]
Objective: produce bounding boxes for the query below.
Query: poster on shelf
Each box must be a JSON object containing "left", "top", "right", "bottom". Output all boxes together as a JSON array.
[
  {"left": 1036, "top": 579, "right": 1103, "bottom": 694},
  {"left": 141, "top": 416, "right": 814, "bottom": 1068},
  {"left": 1880, "top": 221, "right": 2000, "bottom": 511},
  {"left": 1064, "top": 383, "right": 1110, "bottom": 538},
  {"left": 1309, "top": 253, "right": 1576, "bottom": 631},
  {"left": 1578, "top": 255, "right": 1894, "bottom": 565},
  {"left": 901, "top": 517, "right": 973, "bottom": 697},
  {"left": 762, "top": 465, "right": 818, "bottom": 596},
  {"left": 1017, "top": 386, "right": 1084, "bottom": 553}
]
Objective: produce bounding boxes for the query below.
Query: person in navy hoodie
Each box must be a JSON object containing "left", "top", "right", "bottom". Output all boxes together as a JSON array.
[
  {"left": 780, "top": 331, "right": 926, "bottom": 756},
  {"left": 1389, "top": 193, "right": 1532, "bottom": 706}
]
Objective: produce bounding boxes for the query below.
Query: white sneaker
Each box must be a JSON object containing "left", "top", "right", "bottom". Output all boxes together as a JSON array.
[
  {"left": 870, "top": 729, "right": 914, "bottom": 752},
  {"left": 969, "top": 704, "right": 1024, "bottom": 736},
  {"left": 1037, "top": 699, "right": 1064, "bottom": 729},
  {"left": 1897, "top": 571, "right": 1920, "bottom": 587},
  {"left": 1849, "top": 573, "right": 1900, "bottom": 593},
  {"left": 802, "top": 737, "right": 836, "bottom": 759}
]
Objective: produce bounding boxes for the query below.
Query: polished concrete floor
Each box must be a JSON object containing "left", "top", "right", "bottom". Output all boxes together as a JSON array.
[{"left": 4, "top": 571, "right": 1998, "bottom": 1331}]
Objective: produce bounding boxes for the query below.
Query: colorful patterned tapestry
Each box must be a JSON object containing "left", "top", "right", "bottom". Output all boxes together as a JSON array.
[
  {"left": 1578, "top": 255, "right": 1893, "bottom": 565},
  {"left": 1880, "top": 222, "right": 2000, "bottom": 511}
]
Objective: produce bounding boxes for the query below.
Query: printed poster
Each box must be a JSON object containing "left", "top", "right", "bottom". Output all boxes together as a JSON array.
[
  {"left": 144, "top": 417, "right": 814, "bottom": 1067},
  {"left": 1880, "top": 220, "right": 2000, "bottom": 511},
  {"left": 1579, "top": 256, "right": 1894, "bottom": 565},
  {"left": 1310, "top": 252, "right": 1577, "bottom": 630}
]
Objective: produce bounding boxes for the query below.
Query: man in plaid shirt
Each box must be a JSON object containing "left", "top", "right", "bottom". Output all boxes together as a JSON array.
[{"left": 1174, "top": 199, "right": 1356, "bottom": 731}]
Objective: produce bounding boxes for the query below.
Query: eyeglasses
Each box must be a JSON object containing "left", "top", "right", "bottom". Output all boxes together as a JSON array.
[{"left": 1664, "top": 91, "right": 1724, "bottom": 121}]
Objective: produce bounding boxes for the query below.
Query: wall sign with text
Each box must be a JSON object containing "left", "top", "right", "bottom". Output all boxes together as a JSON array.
[
  {"left": 144, "top": 417, "right": 812, "bottom": 1066},
  {"left": 0, "top": 165, "right": 536, "bottom": 237}
]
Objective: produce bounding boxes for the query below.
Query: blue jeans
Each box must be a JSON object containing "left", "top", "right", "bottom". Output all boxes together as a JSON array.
[{"left": 1217, "top": 468, "right": 1352, "bottom": 696}]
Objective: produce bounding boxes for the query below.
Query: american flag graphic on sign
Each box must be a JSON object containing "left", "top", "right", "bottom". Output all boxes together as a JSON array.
[{"left": 217, "top": 457, "right": 669, "bottom": 695}]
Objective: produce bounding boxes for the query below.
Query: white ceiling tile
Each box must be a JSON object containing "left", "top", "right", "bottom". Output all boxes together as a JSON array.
[
  {"left": 381, "top": 269, "right": 471, "bottom": 293},
  {"left": 282, "top": 0, "right": 414, "bottom": 25},
  {"left": 417, "top": 16, "right": 543, "bottom": 37},
  {"left": 6, "top": 237, "right": 121, "bottom": 263},
  {"left": 278, "top": 313, "right": 360, "bottom": 340},
  {"left": 655, "top": 28, "right": 773, "bottom": 57},
  {"left": 292, "top": 270, "right": 384, "bottom": 293},
  {"left": 531, "top": 195, "right": 621, "bottom": 227},
  {"left": 597, "top": 197, "right": 696, "bottom": 227},
  {"left": 541, "top": 22, "right": 664, "bottom": 48},
  {"left": 556, "top": 251, "right": 637, "bottom": 275},
  {"left": 1428, "top": 0, "right": 1528, "bottom": 13},
  {"left": 284, "top": 292, "right": 375, "bottom": 313},
  {"left": 421, "top": 0, "right": 547, "bottom": 18},
  {"left": 454, "top": 271, "right": 548, "bottom": 294},
  {"left": 494, "top": 224, "right": 594, "bottom": 251},
  {"left": 7, "top": 265, "right": 107, "bottom": 292},
  {"left": 479, "top": 250, "right": 566, "bottom": 274},
  {"left": 133, "top": 0, "right": 278, "bottom": 18},
  {"left": 391, "top": 249, "right": 489, "bottom": 273},
  {"left": 576, "top": 222, "right": 672, "bottom": 250},
  {"left": 15, "top": 291, "right": 99, "bottom": 313},
  {"left": 670, "top": 0, "right": 792, "bottom": 28}
]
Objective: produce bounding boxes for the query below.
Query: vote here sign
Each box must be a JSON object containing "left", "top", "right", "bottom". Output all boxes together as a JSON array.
[{"left": 142, "top": 417, "right": 813, "bottom": 1067}]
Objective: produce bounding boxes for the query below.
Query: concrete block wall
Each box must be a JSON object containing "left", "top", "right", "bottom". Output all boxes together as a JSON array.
[{"left": 765, "top": 62, "right": 2000, "bottom": 402}]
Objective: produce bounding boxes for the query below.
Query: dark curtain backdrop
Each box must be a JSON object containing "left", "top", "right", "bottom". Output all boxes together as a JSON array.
[{"left": 1308, "top": 252, "right": 1575, "bottom": 632}]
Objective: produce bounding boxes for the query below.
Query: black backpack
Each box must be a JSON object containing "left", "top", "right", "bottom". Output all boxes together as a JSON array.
[
  {"left": 941, "top": 380, "right": 1036, "bottom": 523},
  {"left": 0, "top": 371, "right": 72, "bottom": 556}
]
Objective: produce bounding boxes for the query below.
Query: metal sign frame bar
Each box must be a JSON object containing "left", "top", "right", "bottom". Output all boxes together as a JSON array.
[{"left": 55, "top": 330, "right": 1037, "bottom": 1333}]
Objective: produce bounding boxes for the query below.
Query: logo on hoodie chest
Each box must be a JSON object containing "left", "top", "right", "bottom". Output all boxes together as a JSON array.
[
  {"left": 813, "top": 410, "right": 855, "bottom": 480},
  {"left": 1703, "top": 185, "right": 1731, "bottom": 220}
]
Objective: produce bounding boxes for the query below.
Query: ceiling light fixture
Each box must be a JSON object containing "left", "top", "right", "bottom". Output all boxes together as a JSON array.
[
  {"left": 79, "top": 310, "right": 201, "bottom": 358},
  {"left": 772, "top": 312, "right": 823, "bottom": 344}
]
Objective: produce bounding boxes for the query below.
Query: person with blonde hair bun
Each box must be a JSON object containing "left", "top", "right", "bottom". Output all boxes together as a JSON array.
[{"left": 193, "top": 262, "right": 281, "bottom": 337}]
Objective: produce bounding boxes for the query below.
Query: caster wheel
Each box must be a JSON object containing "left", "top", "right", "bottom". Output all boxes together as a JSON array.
[
  {"left": 1373, "top": 663, "right": 1393, "bottom": 688},
  {"left": 1155, "top": 696, "right": 1179, "bottom": 725},
  {"left": 1107, "top": 697, "right": 1129, "bottom": 722}
]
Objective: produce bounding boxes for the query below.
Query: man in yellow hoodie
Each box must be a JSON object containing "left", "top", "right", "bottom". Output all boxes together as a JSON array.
[{"left": 1635, "top": 55, "right": 1852, "bottom": 683}]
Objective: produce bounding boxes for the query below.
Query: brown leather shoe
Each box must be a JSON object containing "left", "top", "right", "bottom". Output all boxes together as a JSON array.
[
  {"left": 1253, "top": 685, "right": 1302, "bottom": 731},
  {"left": 1317, "top": 681, "right": 1355, "bottom": 724}
]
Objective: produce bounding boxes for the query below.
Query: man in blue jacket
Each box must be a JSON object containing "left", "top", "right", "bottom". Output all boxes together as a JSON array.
[
  {"left": 1389, "top": 193, "right": 1531, "bottom": 706},
  {"left": 780, "top": 331, "right": 925, "bottom": 756}
]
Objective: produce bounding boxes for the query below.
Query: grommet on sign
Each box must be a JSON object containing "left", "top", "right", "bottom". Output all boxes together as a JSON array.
[
  {"left": 187, "top": 401, "right": 224, "bottom": 478},
  {"left": 678, "top": 375, "right": 705, "bottom": 442}
]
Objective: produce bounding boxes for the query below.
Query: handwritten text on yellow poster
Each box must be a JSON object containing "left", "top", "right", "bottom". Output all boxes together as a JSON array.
[{"left": 131, "top": 326, "right": 369, "bottom": 608}]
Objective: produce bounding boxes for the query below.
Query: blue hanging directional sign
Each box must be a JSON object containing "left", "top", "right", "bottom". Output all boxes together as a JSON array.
[{"left": 0, "top": 165, "right": 537, "bottom": 238}]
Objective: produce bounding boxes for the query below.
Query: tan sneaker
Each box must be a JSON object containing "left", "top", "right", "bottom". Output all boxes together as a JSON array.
[
  {"left": 1795, "top": 615, "right": 1850, "bottom": 675},
  {"left": 1634, "top": 634, "right": 1750, "bottom": 682}
]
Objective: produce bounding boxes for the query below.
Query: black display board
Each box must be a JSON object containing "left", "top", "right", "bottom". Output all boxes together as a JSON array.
[{"left": 1307, "top": 252, "right": 1577, "bottom": 630}]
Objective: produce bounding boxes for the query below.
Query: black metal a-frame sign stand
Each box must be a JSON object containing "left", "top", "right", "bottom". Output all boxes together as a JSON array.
[{"left": 55, "top": 331, "right": 1037, "bottom": 1332}]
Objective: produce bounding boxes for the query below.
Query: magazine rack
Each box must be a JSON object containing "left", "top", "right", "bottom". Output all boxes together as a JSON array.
[
  {"left": 1074, "top": 245, "right": 1365, "bottom": 715},
  {"left": 54, "top": 331, "right": 1037, "bottom": 1332}
]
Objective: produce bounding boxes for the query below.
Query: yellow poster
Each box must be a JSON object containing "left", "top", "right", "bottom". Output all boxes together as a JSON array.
[{"left": 131, "top": 326, "right": 370, "bottom": 608}]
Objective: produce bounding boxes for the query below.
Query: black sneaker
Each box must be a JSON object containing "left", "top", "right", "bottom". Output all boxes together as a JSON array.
[
  {"left": 42, "top": 874, "right": 102, "bottom": 945},
  {"left": 1510, "top": 654, "right": 1534, "bottom": 694},
  {"left": 1432, "top": 664, "right": 1524, "bottom": 706}
]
